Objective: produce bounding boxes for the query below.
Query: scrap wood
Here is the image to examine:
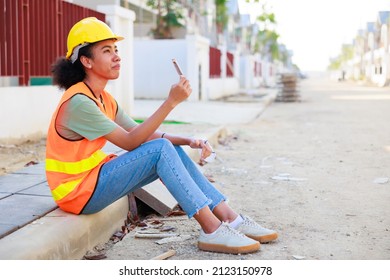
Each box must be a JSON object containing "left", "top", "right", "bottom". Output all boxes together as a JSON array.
[
  {"left": 127, "top": 193, "right": 139, "bottom": 225},
  {"left": 166, "top": 207, "right": 186, "bottom": 217},
  {"left": 137, "top": 228, "right": 162, "bottom": 234},
  {"left": 155, "top": 235, "right": 192, "bottom": 245},
  {"left": 160, "top": 225, "right": 176, "bottom": 232},
  {"left": 149, "top": 219, "right": 163, "bottom": 225},
  {"left": 150, "top": 250, "right": 176, "bottom": 260},
  {"left": 24, "top": 160, "right": 39, "bottom": 167},
  {"left": 110, "top": 230, "right": 127, "bottom": 243},
  {"left": 110, "top": 193, "right": 142, "bottom": 243},
  {"left": 83, "top": 245, "right": 107, "bottom": 260},
  {"left": 166, "top": 210, "right": 186, "bottom": 216},
  {"left": 83, "top": 252, "right": 107, "bottom": 260},
  {"left": 135, "top": 232, "right": 178, "bottom": 239}
]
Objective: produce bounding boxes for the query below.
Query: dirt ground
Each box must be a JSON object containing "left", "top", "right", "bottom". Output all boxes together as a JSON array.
[
  {"left": 99, "top": 77, "right": 390, "bottom": 260},
  {"left": 2, "top": 76, "right": 390, "bottom": 261},
  {"left": 0, "top": 138, "right": 46, "bottom": 176}
]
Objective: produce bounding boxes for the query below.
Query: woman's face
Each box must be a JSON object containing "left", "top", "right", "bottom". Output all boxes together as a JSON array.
[{"left": 88, "top": 39, "right": 121, "bottom": 80}]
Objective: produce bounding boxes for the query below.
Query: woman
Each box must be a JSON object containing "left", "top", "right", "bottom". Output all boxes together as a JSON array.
[{"left": 46, "top": 17, "right": 277, "bottom": 255}]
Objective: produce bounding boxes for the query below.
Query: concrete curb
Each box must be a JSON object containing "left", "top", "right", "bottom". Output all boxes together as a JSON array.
[
  {"left": 0, "top": 198, "right": 128, "bottom": 259},
  {"left": 0, "top": 126, "right": 227, "bottom": 260}
]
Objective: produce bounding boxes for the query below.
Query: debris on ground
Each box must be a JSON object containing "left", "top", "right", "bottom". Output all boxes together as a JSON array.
[
  {"left": 0, "top": 138, "right": 46, "bottom": 175},
  {"left": 83, "top": 244, "right": 107, "bottom": 260},
  {"left": 155, "top": 235, "right": 192, "bottom": 245},
  {"left": 150, "top": 249, "right": 176, "bottom": 260},
  {"left": 275, "top": 73, "right": 301, "bottom": 102},
  {"left": 24, "top": 160, "right": 39, "bottom": 167},
  {"left": 271, "top": 173, "right": 307, "bottom": 182},
  {"left": 135, "top": 232, "right": 178, "bottom": 239},
  {"left": 292, "top": 255, "right": 306, "bottom": 260},
  {"left": 373, "top": 177, "right": 389, "bottom": 184},
  {"left": 108, "top": 197, "right": 187, "bottom": 247}
]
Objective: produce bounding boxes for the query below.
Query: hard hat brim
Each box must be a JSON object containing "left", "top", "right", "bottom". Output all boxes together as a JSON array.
[{"left": 66, "top": 36, "right": 124, "bottom": 59}]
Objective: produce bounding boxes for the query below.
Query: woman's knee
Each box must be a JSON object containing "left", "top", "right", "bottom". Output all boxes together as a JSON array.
[
  {"left": 154, "top": 137, "right": 175, "bottom": 151},
  {"left": 142, "top": 137, "right": 174, "bottom": 152}
]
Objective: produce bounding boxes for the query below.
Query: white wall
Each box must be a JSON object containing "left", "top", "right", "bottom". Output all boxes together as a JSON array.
[
  {"left": 186, "top": 35, "right": 210, "bottom": 101},
  {"left": 0, "top": 86, "right": 61, "bottom": 143},
  {"left": 134, "top": 35, "right": 242, "bottom": 101},
  {"left": 134, "top": 39, "right": 187, "bottom": 99},
  {"left": 240, "top": 55, "right": 263, "bottom": 90},
  {"left": 133, "top": 35, "right": 210, "bottom": 101},
  {"left": 262, "top": 61, "right": 277, "bottom": 87},
  {"left": 207, "top": 77, "right": 240, "bottom": 99},
  {"left": 239, "top": 54, "right": 281, "bottom": 90}
]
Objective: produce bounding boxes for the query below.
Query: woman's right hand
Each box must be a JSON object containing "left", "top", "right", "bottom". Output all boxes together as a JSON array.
[
  {"left": 105, "top": 76, "right": 193, "bottom": 151},
  {"left": 167, "top": 76, "right": 192, "bottom": 107}
]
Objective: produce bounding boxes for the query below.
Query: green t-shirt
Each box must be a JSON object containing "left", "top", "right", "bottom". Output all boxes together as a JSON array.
[{"left": 56, "top": 94, "right": 138, "bottom": 141}]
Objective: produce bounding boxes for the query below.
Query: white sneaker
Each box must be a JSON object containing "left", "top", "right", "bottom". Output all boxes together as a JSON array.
[
  {"left": 236, "top": 215, "right": 278, "bottom": 243},
  {"left": 198, "top": 222, "right": 260, "bottom": 254}
]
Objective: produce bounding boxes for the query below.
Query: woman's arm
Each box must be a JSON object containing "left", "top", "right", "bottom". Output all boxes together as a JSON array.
[
  {"left": 104, "top": 76, "right": 192, "bottom": 151},
  {"left": 146, "top": 130, "right": 214, "bottom": 162}
]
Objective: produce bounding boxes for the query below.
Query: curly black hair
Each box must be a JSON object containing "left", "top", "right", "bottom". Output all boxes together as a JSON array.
[{"left": 51, "top": 44, "right": 94, "bottom": 90}]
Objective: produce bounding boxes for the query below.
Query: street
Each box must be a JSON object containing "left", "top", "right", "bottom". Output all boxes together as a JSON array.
[{"left": 101, "top": 74, "right": 390, "bottom": 260}]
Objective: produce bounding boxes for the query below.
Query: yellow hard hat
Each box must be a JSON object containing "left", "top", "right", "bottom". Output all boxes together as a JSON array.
[{"left": 66, "top": 17, "right": 124, "bottom": 61}]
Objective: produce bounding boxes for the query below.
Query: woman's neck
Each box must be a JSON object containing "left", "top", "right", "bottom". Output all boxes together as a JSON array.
[{"left": 83, "top": 77, "right": 107, "bottom": 98}]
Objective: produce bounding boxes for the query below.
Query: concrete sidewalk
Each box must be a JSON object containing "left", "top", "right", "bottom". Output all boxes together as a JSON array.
[{"left": 0, "top": 89, "right": 276, "bottom": 259}]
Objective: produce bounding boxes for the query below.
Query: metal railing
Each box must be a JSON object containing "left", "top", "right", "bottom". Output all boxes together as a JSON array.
[{"left": 0, "top": 0, "right": 105, "bottom": 86}]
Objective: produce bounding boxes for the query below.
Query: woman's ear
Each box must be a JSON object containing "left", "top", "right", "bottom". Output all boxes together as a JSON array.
[{"left": 80, "top": 56, "right": 92, "bottom": 69}]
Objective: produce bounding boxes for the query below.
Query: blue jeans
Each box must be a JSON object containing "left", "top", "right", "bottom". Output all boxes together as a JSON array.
[{"left": 81, "top": 138, "right": 226, "bottom": 218}]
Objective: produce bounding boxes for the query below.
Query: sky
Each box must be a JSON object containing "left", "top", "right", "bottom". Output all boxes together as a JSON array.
[{"left": 238, "top": 0, "right": 390, "bottom": 72}]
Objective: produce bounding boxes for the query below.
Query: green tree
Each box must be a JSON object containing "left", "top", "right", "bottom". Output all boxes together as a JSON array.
[
  {"left": 328, "top": 44, "right": 354, "bottom": 70},
  {"left": 215, "top": 0, "right": 229, "bottom": 33},
  {"left": 255, "top": 29, "right": 280, "bottom": 59},
  {"left": 254, "top": 4, "right": 280, "bottom": 61},
  {"left": 146, "top": 0, "right": 184, "bottom": 39}
]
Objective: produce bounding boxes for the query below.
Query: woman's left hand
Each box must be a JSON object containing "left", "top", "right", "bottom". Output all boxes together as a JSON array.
[{"left": 189, "top": 139, "right": 214, "bottom": 164}]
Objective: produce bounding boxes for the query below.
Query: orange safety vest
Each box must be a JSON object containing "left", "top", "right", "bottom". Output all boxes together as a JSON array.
[{"left": 45, "top": 82, "right": 117, "bottom": 214}]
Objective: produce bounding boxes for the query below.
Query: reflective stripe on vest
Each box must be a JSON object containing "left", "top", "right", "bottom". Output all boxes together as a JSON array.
[
  {"left": 46, "top": 149, "right": 107, "bottom": 174},
  {"left": 51, "top": 177, "right": 84, "bottom": 201}
]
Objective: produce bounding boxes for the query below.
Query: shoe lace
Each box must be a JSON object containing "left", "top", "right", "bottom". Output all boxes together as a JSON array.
[
  {"left": 220, "top": 222, "right": 246, "bottom": 237},
  {"left": 241, "top": 216, "right": 265, "bottom": 230}
]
